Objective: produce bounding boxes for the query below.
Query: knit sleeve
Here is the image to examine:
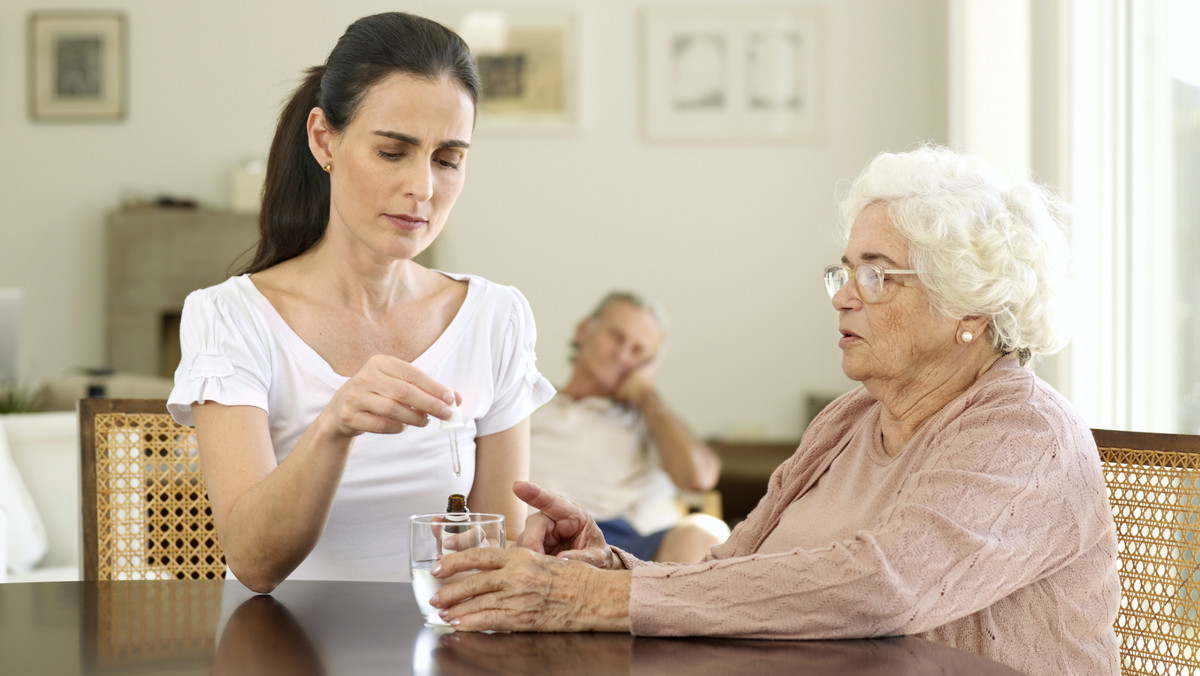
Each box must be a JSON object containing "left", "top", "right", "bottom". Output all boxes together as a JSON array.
[{"left": 628, "top": 386, "right": 1111, "bottom": 640}]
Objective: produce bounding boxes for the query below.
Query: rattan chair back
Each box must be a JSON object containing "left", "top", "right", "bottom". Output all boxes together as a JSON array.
[
  {"left": 79, "top": 398, "right": 225, "bottom": 581},
  {"left": 1094, "top": 428, "right": 1200, "bottom": 675}
]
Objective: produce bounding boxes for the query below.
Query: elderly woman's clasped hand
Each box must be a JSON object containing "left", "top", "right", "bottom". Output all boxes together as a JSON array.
[{"left": 429, "top": 481, "right": 632, "bottom": 632}]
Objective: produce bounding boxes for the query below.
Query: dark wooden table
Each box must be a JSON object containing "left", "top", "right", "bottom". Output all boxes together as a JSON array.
[{"left": 0, "top": 580, "right": 1026, "bottom": 675}]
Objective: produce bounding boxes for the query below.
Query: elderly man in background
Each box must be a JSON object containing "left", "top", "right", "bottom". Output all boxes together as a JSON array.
[{"left": 529, "top": 292, "right": 729, "bottom": 563}]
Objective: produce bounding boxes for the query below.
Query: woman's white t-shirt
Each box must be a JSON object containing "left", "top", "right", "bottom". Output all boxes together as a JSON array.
[{"left": 167, "top": 273, "right": 554, "bottom": 582}]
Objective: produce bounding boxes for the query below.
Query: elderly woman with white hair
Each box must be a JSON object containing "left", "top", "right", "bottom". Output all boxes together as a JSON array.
[{"left": 430, "top": 146, "right": 1121, "bottom": 676}]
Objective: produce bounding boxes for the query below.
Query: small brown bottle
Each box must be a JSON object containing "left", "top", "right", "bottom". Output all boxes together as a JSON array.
[{"left": 444, "top": 493, "right": 469, "bottom": 540}]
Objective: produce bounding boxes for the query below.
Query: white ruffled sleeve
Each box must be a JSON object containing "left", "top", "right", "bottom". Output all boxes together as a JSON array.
[
  {"left": 167, "top": 283, "right": 271, "bottom": 426},
  {"left": 475, "top": 287, "right": 555, "bottom": 437}
]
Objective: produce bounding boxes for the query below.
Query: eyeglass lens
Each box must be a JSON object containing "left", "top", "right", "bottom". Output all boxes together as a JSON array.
[
  {"left": 823, "top": 264, "right": 884, "bottom": 301},
  {"left": 823, "top": 266, "right": 847, "bottom": 299},
  {"left": 856, "top": 266, "right": 881, "bottom": 298}
]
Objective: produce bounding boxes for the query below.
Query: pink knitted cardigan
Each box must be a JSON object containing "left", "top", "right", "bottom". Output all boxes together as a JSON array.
[{"left": 620, "top": 355, "right": 1120, "bottom": 676}]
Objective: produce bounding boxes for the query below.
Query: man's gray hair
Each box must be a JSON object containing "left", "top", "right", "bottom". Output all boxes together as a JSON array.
[{"left": 569, "top": 291, "right": 670, "bottom": 363}]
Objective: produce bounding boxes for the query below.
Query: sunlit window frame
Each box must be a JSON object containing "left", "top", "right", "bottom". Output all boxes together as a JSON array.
[
  {"left": 951, "top": 0, "right": 1178, "bottom": 432},
  {"left": 1063, "top": 0, "right": 1176, "bottom": 433}
]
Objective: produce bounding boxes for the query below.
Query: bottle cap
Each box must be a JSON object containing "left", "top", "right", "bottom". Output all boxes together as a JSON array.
[{"left": 440, "top": 403, "right": 465, "bottom": 429}]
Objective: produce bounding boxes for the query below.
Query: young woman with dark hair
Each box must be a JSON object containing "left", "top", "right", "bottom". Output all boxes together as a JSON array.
[{"left": 167, "top": 12, "right": 553, "bottom": 593}]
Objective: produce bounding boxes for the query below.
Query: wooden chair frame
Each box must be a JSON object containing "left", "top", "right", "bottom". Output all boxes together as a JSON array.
[
  {"left": 1093, "top": 427, "right": 1200, "bottom": 675},
  {"left": 79, "top": 398, "right": 225, "bottom": 581}
]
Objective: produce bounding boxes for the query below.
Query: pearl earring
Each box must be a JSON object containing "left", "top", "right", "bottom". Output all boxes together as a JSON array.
[{"left": 961, "top": 330, "right": 974, "bottom": 343}]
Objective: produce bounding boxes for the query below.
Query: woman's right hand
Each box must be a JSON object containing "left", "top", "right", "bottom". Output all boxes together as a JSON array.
[
  {"left": 513, "top": 481, "right": 619, "bottom": 570},
  {"left": 195, "top": 354, "right": 458, "bottom": 593},
  {"left": 322, "top": 354, "right": 458, "bottom": 439}
]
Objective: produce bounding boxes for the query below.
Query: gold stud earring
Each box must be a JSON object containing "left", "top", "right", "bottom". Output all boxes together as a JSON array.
[
  {"left": 961, "top": 330, "right": 974, "bottom": 343},
  {"left": 322, "top": 163, "right": 332, "bottom": 173}
]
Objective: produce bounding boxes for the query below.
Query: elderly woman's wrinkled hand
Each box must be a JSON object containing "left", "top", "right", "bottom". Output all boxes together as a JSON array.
[
  {"left": 428, "top": 547, "right": 631, "bottom": 633},
  {"left": 512, "top": 481, "right": 619, "bottom": 569}
]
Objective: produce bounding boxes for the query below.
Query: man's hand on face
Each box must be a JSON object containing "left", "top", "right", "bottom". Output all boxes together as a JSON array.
[{"left": 613, "top": 360, "right": 658, "bottom": 408}]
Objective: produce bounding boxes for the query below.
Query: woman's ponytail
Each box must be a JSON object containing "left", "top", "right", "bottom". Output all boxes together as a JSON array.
[{"left": 237, "top": 66, "right": 329, "bottom": 274}]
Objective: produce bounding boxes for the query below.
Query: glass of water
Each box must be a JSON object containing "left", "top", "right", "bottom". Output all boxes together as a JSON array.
[{"left": 409, "top": 512, "right": 505, "bottom": 626}]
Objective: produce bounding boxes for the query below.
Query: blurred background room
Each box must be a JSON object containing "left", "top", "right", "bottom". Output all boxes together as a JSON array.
[{"left": 0, "top": 0, "right": 1197, "bottom": 499}]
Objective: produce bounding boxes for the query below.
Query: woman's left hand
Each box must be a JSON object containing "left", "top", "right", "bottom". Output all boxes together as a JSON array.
[{"left": 428, "top": 547, "right": 631, "bottom": 633}]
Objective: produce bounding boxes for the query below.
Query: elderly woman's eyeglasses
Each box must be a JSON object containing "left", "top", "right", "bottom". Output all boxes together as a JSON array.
[{"left": 823, "top": 263, "right": 919, "bottom": 303}]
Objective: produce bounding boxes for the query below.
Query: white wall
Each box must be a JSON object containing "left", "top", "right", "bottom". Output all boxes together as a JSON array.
[{"left": 0, "top": 0, "right": 948, "bottom": 439}]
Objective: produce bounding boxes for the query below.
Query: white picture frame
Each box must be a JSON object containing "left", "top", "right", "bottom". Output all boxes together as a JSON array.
[
  {"left": 454, "top": 8, "right": 580, "bottom": 133},
  {"left": 28, "top": 12, "right": 126, "bottom": 121},
  {"left": 642, "top": 5, "right": 824, "bottom": 142}
]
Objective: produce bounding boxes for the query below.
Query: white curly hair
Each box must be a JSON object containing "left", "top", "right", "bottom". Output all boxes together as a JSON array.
[{"left": 836, "top": 146, "right": 1073, "bottom": 365}]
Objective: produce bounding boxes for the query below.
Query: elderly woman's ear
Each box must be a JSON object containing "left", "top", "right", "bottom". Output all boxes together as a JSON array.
[{"left": 955, "top": 316, "right": 991, "bottom": 346}]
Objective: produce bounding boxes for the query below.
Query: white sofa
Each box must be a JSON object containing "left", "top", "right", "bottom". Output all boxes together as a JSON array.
[{"left": 0, "top": 411, "right": 81, "bottom": 582}]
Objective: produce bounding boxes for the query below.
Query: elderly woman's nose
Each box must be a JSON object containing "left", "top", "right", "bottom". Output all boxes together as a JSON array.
[{"left": 832, "top": 280, "right": 861, "bottom": 309}]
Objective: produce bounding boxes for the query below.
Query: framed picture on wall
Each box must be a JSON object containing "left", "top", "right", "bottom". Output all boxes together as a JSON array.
[
  {"left": 641, "top": 5, "right": 824, "bottom": 142},
  {"left": 453, "top": 8, "right": 579, "bottom": 132},
  {"left": 28, "top": 12, "right": 126, "bottom": 121}
]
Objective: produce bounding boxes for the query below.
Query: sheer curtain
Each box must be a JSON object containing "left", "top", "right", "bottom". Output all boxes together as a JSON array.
[
  {"left": 952, "top": 0, "right": 1197, "bottom": 432},
  {"left": 1064, "top": 0, "right": 1198, "bottom": 433}
]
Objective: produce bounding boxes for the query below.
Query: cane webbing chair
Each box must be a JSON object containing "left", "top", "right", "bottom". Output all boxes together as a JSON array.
[
  {"left": 1094, "top": 428, "right": 1200, "bottom": 675},
  {"left": 79, "top": 398, "right": 225, "bottom": 581},
  {"left": 83, "top": 579, "right": 224, "bottom": 667}
]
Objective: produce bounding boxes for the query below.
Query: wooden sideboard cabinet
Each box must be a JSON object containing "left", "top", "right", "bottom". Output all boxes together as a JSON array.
[
  {"left": 708, "top": 439, "right": 801, "bottom": 526},
  {"left": 106, "top": 208, "right": 258, "bottom": 379}
]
